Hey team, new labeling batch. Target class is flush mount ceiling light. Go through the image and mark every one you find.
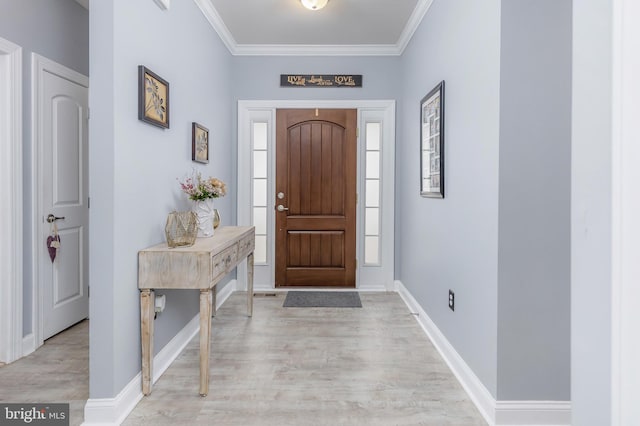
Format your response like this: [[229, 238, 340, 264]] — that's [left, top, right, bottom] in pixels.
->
[[301, 0, 329, 11]]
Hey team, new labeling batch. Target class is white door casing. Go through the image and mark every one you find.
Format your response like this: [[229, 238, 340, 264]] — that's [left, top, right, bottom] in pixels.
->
[[611, 0, 640, 423], [32, 54, 89, 343], [237, 100, 395, 291], [0, 37, 23, 364]]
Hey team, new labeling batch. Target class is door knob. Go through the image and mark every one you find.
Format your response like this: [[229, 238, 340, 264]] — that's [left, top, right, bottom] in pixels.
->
[[46, 214, 65, 223], [276, 205, 289, 212]]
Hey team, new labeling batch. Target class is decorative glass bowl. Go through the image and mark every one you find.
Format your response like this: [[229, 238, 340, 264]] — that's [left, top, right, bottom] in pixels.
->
[[165, 211, 198, 248]]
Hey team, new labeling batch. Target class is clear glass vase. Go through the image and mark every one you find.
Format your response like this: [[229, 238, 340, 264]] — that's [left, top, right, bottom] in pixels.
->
[[213, 208, 221, 229]]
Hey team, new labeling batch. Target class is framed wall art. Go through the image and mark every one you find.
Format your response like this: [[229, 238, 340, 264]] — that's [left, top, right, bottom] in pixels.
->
[[192, 122, 209, 164], [138, 65, 170, 129], [420, 80, 445, 198]]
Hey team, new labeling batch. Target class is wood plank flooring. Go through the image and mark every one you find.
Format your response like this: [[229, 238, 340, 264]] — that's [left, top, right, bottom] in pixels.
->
[[124, 292, 486, 425], [0, 320, 88, 426], [0, 293, 487, 425]]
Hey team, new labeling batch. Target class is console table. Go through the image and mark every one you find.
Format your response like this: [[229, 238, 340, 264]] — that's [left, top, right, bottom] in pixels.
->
[[138, 226, 255, 396]]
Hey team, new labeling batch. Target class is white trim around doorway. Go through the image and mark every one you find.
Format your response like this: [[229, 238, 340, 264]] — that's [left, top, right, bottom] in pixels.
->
[[0, 37, 23, 364], [237, 100, 396, 292], [611, 0, 640, 423]]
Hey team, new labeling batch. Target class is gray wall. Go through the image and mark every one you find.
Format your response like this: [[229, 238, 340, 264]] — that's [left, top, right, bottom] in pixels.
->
[[0, 0, 88, 75], [397, 0, 572, 401], [397, 0, 502, 397], [496, 0, 571, 400], [571, 0, 612, 423], [0, 0, 89, 337], [89, 0, 232, 398], [88, 0, 116, 398]]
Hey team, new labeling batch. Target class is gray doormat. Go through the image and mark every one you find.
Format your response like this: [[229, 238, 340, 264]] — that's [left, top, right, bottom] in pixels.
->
[[283, 291, 362, 308]]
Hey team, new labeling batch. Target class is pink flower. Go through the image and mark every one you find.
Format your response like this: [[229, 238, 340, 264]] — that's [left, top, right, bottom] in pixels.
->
[[178, 172, 227, 201]]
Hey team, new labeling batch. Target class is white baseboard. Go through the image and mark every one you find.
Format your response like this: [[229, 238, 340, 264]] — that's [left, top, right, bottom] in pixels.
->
[[152, 314, 200, 384], [252, 284, 278, 293], [495, 401, 572, 426], [21, 333, 35, 357], [81, 370, 143, 426], [394, 280, 497, 424], [394, 280, 570, 426], [83, 281, 237, 425], [358, 282, 391, 292]]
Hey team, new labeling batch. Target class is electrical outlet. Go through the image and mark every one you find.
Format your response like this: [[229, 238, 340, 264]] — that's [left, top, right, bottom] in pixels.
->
[[448, 290, 455, 311]]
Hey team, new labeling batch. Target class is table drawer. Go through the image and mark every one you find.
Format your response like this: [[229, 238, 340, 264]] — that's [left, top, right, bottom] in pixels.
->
[[211, 243, 238, 279], [238, 233, 255, 257]]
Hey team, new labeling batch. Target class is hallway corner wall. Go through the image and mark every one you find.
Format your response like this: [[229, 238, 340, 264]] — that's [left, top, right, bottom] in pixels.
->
[[496, 0, 572, 401], [397, 0, 502, 397], [89, 0, 233, 398]]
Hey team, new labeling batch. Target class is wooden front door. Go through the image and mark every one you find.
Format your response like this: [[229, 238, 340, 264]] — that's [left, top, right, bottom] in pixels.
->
[[275, 109, 357, 287]]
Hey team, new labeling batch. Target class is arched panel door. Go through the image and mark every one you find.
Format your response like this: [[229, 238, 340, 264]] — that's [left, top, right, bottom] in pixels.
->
[[275, 109, 357, 287]]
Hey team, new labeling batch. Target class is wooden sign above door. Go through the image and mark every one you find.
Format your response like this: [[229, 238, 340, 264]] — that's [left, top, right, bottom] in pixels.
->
[[280, 74, 363, 88]]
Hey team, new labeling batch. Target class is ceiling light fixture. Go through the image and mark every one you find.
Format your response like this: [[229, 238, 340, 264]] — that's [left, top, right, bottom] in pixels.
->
[[301, 0, 329, 11]]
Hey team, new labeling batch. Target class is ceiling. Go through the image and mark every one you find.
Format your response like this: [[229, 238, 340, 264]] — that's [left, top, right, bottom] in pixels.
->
[[75, 0, 434, 56], [196, 0, 434, 56]]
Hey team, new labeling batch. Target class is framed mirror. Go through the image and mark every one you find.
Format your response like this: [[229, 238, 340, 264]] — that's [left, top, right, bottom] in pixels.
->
[[420, 80, 445, 198]]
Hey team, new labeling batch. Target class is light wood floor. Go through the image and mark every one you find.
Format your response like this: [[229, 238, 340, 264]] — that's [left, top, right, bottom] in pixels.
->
[[124, 292, 486, 425], [0, 320, 88, 426], [0, 293, 487, 425]]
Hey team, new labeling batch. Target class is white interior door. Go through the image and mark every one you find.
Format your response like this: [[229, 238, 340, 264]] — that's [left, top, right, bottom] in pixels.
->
[[35, 55, 89, 340]]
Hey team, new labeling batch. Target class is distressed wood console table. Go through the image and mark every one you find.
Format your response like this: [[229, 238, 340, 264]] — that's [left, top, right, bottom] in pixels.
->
[[138, 226, 255, 396]]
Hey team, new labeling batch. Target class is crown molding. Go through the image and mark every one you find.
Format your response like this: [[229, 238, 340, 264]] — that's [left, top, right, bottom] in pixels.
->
[[193, 0, 238, 54], [194, 0, 433, 56], [233, 44, 402, 56], [397, 0, 435, 52]]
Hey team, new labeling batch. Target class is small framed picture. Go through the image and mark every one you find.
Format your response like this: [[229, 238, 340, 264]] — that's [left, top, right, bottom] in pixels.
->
[[138, 65, 169, 129], [420, 80, 445, 198], [192, 122, 209, 164]]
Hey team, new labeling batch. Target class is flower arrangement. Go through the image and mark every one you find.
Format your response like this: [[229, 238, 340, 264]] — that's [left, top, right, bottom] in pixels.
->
[[178, 172, 227, 201]]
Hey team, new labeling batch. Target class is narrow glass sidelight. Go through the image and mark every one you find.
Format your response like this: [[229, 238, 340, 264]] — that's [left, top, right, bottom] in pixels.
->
[[252, 122, 269, 264], [364, 122, 382, 265]]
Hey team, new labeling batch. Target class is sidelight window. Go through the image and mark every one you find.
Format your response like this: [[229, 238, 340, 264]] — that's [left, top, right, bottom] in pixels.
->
[[364, 122, 381, 265], [252, 122, 268, 264]]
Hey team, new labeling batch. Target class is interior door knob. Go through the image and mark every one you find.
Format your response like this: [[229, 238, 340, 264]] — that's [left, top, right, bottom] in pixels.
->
[[46, 214, 65, 223], [276, 205, 289, 212]]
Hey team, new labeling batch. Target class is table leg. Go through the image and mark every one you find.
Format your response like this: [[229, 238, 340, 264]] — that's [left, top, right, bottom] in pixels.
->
[[211, 288, 217, 317], [247, 252, 254, 317], [199, 289, 212, 397], [140, 289, 154, 396]]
